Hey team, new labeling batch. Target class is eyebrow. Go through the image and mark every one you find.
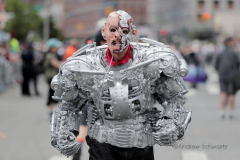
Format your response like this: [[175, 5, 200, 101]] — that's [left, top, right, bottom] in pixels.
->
[[109, 25, 118, 29]]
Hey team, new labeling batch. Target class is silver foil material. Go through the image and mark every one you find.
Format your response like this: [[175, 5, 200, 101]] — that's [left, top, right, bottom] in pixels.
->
[[50, 38, 191, 156]]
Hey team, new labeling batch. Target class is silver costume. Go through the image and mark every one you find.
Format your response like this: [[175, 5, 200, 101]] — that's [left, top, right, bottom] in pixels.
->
[[50, 11, 191, 157]]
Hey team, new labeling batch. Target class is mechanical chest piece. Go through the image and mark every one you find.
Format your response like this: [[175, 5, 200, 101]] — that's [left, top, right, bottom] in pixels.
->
[[107, 72, 132, 120]]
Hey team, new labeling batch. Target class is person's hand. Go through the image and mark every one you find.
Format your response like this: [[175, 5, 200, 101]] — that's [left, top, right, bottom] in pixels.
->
[[152, 119, 179, 146], [56, 130, 81, 157]]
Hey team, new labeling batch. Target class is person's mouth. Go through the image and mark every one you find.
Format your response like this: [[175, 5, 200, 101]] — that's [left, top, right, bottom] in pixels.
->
[[111, 40, 121, 46]]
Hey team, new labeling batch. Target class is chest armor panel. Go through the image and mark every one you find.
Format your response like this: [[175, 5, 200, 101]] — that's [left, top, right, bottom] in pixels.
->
[[72, 47, 165, 121], [96, 69, 152, 120]]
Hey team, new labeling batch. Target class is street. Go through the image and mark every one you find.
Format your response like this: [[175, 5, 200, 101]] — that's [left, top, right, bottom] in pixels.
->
[[0, 67, 240, 160]]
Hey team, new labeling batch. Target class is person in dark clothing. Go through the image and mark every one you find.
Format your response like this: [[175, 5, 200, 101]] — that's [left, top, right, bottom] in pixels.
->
[[181, 47, 202, 89], [31, 65, 40, 96], [186, 52, 200, 89], [86, 136, 154, 160], [95, 29, 106, 46], [21, 43, 34, 96], [215, 37, 240, 119]]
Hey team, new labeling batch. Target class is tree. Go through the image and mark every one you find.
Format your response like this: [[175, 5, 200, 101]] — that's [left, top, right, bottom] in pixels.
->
[[4, 0, 42, 41]]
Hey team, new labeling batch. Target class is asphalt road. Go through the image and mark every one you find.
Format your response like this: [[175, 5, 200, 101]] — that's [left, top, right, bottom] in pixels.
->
[[0, 67, 240, 160]]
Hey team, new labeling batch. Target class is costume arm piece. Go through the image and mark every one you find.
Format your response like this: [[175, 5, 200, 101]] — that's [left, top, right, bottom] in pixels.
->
[[50, 68, 89, 157], [152, 72, 192, 146]]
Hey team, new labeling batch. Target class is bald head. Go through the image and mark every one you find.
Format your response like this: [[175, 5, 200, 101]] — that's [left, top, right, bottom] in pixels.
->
[[105, 11, 120, 29], [106, 12, 119, 24], [102, 10, 137, 58], [106, 11, 134, 26]]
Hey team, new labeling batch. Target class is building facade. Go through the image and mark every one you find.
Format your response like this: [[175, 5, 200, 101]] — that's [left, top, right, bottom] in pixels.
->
[[23, 0, 148, 40], [148, 0, 240, 40], [63, 0, 147, 39]]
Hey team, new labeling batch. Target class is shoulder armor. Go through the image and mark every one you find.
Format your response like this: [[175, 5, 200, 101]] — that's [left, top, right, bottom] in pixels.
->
[[129, 39, 188, 78], [61, 43, 107, 73], [58, 44, 108, 92], [51, 56, 95, 103]]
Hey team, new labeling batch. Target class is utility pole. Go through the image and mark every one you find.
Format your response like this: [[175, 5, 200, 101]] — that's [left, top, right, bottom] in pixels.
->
[[43, 0, 50, 42]]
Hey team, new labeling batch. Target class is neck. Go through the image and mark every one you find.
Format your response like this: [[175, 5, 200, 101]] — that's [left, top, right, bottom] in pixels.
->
[[113, 52, 126, 62], [111, 46, 129, 62]]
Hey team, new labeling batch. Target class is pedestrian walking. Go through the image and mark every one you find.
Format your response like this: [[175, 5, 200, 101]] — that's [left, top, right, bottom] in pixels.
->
[[215, 37, 240, 119]]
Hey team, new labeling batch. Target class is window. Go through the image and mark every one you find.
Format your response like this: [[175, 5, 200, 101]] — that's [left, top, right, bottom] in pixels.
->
[[227, 1, 234, 9], [198, 0, 205, 9], [213, 1, 219, 9]]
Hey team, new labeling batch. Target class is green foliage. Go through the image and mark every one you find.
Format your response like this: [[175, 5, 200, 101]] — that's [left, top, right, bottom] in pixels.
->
[[4, 0, 65, 41], [4, 0, 43, 41]]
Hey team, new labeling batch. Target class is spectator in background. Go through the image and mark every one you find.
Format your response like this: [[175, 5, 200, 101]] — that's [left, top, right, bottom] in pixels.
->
[[0, 45, 9, 92], [30, 42, 42, 96], [21, 42, 34, 96], [95, 29, 106, 46], [181, 46, 200, 89], [63, 39, 79, 61], [215, 37, 240, 119], [9, 31, 21, 84], [85, 37, 93, 45], [43, 38, 62, 116], [57, 45, 66, 61]]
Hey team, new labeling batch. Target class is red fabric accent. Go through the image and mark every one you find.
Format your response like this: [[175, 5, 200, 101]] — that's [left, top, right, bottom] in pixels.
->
[[105, 45, 132, 67]]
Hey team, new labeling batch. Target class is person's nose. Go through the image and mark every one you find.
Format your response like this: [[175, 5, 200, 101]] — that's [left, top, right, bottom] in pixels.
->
[[114, 30, 121, 39]]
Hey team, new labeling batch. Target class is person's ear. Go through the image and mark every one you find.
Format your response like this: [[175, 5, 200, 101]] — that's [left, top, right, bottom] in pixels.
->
[[132, 29, 138, 40], [102, 26, 106, 40]]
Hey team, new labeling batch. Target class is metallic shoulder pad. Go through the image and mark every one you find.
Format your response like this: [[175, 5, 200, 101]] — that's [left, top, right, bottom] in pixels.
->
[[131, 40, 188, 78], [51, 55, 96, 103]]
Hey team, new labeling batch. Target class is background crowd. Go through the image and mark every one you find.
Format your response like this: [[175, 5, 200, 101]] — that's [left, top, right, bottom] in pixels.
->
[[1, 33, 240, 113]]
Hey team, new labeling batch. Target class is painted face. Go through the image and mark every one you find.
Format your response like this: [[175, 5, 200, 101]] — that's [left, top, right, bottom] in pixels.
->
[[103, 11, 136, 54]]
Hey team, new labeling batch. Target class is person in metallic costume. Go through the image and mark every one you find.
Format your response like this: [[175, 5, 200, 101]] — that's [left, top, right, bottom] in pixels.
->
[[50, 10, 192, 160]]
